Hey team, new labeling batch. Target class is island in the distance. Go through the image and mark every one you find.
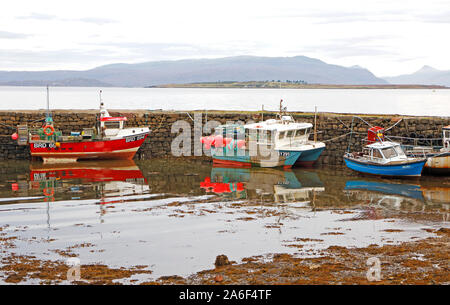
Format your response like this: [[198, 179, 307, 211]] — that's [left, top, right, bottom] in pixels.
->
[[147, 81, 448, 89]]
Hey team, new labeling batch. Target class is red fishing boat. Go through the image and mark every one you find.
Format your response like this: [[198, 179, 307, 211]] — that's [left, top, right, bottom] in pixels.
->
[[12, 92, 150, 163]]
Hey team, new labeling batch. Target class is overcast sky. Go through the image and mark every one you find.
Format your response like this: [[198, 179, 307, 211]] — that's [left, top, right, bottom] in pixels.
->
[[1, 0, 450, 76]]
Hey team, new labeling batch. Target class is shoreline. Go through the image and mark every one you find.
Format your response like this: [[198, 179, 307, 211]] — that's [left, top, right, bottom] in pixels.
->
[[150, 83, 449, 89]]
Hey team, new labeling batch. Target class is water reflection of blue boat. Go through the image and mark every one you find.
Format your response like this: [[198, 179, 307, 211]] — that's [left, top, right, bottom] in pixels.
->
[[345, 180, 424, 201], [201, 167, 324, 202]]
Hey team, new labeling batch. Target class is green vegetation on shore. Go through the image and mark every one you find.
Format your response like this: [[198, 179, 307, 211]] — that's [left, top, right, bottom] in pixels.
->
[[149, 81, 448, 89]]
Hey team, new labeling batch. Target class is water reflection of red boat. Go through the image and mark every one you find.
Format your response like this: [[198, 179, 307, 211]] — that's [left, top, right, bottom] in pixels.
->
[[28, 160, 149, 203], [30, 160, 147, 183], [200, 177, 244, 194]]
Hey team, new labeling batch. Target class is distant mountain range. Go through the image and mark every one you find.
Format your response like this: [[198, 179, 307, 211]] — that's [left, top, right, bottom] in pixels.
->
[[0, 56, 448, 87], [383, 65, 450, 87], [0, 55, 388, 87]]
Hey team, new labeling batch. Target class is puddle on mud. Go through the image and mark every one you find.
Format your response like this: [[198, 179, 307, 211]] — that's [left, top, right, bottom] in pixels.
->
[[0, 159, 448, 283]]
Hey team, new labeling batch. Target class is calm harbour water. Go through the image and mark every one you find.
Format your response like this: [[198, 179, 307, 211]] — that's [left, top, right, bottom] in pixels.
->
[[0, 86, 449, 116], [0, 159, 448, 282]]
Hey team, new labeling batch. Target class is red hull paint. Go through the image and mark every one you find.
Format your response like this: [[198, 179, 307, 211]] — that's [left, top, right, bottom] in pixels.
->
[[200, 177, 245, 193], [30, 133, 148, 161], [30, 160, 146, 183], [213, 159, 252, 168]]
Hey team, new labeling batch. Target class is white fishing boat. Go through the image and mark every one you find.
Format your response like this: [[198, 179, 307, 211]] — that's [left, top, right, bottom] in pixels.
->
[[201, 100, 326, 168]]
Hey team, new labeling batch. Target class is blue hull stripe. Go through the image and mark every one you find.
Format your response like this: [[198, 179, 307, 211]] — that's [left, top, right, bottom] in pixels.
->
[[344, 158, 426, 176]]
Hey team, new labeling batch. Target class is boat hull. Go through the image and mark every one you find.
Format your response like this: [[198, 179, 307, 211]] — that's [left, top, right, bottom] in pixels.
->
[[295, 145, 325, 167], [30, 132, 149, 162], [424, 152, 450, 174], [343, 156, 426, 177], [211, 148, 301, 169]]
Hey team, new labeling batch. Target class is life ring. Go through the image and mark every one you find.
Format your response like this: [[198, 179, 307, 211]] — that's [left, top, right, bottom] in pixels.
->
[[43, 187, 54, 197], [43, 125, 55, 136]]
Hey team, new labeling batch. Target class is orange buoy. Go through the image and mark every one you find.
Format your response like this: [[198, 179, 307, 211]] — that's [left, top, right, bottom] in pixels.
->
[[11, 133, 18, 140], [43, 125, 55, 136]]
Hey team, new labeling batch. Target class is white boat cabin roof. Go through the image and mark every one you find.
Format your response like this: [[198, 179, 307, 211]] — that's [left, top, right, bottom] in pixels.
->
[[244, 119, 312, 132], [366, 141, 400, 149]]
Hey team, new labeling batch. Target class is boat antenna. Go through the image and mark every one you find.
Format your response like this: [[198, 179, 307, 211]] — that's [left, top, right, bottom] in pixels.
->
[[99, 90, 103, 105]]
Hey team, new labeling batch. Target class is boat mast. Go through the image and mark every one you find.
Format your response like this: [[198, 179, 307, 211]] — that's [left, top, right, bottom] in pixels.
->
[[46, 85, 49, 119], [314, 106, 317, 143], [45, 85, 53, 125]]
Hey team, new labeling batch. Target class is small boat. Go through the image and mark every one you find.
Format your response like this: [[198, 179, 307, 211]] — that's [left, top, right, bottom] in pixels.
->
[[344, 140, 427, 177], [200, 100, 325, 168], [12, 91, 150, 163], [405, 125, 450, 174]]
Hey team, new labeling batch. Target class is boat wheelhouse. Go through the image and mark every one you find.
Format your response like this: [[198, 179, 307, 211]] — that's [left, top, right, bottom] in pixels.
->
[[244, 116, 325, 167]]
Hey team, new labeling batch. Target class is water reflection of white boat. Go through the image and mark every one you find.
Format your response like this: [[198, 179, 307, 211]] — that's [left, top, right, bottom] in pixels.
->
[[200, 166, 324, 203]]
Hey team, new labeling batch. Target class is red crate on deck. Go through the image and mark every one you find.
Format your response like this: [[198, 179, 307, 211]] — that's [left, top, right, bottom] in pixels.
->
[[367, 126, 384, 144]]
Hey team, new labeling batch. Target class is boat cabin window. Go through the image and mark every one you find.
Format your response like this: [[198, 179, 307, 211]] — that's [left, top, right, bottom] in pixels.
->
[[372, 149, 383, 159], [104, 121, 121, 129], [286, 130, 294, 138], [381, 147, 397, 159], [393, 145, 406, 157], [259, 130, 273, 143], [278, 131, 285, 139], [295, 129, 307, 139]]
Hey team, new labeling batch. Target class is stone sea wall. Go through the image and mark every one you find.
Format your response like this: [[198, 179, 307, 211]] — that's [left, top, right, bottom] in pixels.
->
[[0, 110, 449, 164]]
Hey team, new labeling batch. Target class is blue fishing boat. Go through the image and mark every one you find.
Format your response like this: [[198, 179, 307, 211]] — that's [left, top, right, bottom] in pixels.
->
[[344, 141, 427, 177]]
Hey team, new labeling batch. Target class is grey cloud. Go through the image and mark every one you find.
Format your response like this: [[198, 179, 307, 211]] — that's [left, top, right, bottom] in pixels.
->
[[16, 13, 118, 25], [0, 31, 31, 39], [17, 13, 58, 20], [294, 35, 399, 59], [82, 41, 262, 60], [415, 12, 450, 23], [259, 8, 450, 24], [76, 17, 117, 25], [0, 48, 128, 70]]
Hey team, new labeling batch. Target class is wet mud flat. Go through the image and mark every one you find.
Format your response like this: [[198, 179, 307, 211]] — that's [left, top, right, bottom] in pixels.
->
[[0, 159, 448, 284], [160, 228, 450, 285]]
